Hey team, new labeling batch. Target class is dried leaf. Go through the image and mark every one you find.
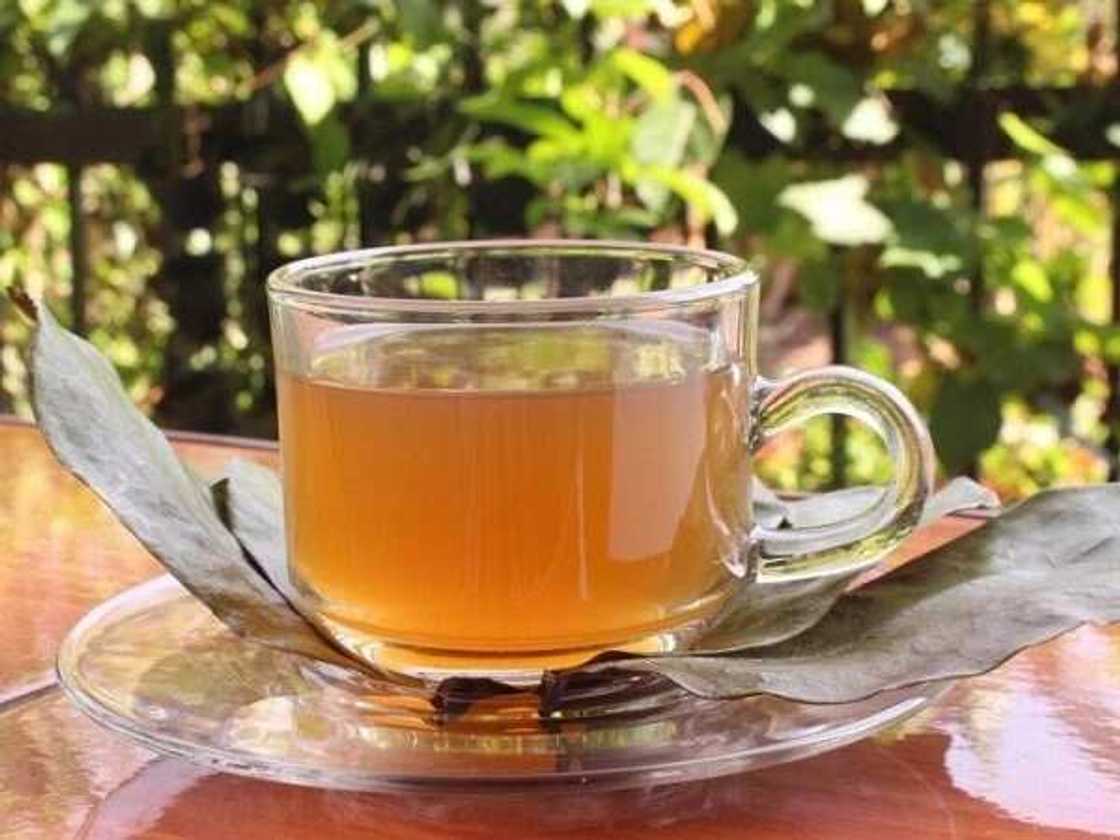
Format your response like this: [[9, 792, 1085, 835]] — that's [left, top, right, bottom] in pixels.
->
[[22, 297, 358, 672], [690, 573, 855, 652], [695, 478, 999, 652], [213, 458, 294, 602], [764, 477, 997, 530], [561, 486, 1120, 704], [916, 477, 1000, 524], [751, 478, 788, 529], [433, 677, 525, 720]]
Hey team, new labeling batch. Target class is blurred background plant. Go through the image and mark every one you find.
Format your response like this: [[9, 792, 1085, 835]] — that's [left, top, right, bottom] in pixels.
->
[[1, 0, 1118, 499]]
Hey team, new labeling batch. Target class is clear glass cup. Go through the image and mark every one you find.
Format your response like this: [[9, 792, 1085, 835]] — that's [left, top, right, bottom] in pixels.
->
[[268, 240, 934, 681]]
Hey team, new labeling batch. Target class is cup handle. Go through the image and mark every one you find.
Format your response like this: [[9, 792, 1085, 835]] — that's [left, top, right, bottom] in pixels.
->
[[751, 366, 936, 583]]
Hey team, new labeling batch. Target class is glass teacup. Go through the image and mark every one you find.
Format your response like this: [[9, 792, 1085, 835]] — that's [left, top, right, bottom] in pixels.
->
[[268, 241, 933, 680]]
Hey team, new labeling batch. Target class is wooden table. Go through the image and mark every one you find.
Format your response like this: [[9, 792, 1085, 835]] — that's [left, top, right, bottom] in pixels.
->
[[1, 419, 1117, 839]]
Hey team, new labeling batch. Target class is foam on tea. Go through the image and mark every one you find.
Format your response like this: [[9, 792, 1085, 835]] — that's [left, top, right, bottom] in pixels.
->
[[278, 323, 751, 674]]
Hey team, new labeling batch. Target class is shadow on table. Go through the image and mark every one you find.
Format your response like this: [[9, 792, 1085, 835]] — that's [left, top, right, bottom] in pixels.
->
[[75, 731, 993, 840]]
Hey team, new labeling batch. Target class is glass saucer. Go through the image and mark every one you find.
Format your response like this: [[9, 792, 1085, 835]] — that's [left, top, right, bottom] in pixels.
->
[[57, 576, 946, 792]]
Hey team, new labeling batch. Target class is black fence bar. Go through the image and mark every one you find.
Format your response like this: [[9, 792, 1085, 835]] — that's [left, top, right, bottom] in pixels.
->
[[0, 106, 173, 165], [4, 87, 1120, 167], [66, 163, 86, 336], [960, 0, 992, 478], [966, 0, 991, 315], [1107, 0, 1120, 480], [829, 262, 848, 488], [1108, 177, 1120, 480]]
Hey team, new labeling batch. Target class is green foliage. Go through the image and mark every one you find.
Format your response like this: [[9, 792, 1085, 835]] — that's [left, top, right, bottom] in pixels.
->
[[457, 30, 735, 237], [0, 0, 1116, 496], [931, 378, 1004, 474]]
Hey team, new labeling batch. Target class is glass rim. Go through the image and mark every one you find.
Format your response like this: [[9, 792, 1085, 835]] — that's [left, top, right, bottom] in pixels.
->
[[266, 239, 757, 315]]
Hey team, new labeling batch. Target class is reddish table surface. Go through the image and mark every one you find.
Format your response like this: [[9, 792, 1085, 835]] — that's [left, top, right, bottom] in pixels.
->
[[0, 418, 1117, 839]]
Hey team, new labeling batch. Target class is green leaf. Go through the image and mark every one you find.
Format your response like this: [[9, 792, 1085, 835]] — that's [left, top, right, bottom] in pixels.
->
[[319, 36, 357, 103], [133, 0, 172, 17], [460, 94, 580, 141], [555, 484, 1120, 704], [527, 139, 603, 189], [559, 203, 660, 238], [309, 114, 351, 175], [1010, 259, 1053, 303], [1051, 191, 1105, 237], [758, 107, 797, 143], [419, 270, 459, 300], [44, 0, 91, 57], [639, 166, 738, 235], [798, 259, 841, 311], [465, 138, 540, 182], [930, 378, 1002, 472], [877, 198, 971, 278], [1106, 123, 1120, 149], [581, 109, 632, 165], [710, 152, 792, 235], [841, 97, 899, 145], [768, 212, 828, 261], [687, 94, 733, 167], [283, 34, 357, 129], [632, 97, 697, 210], [398, 0, 443, 47], [589, 0, 657, 18], [561, 0, 589, 18], [999, 113, 1065, 157], [611, 48, 674, 100], [779, 175, 893, 246], [773, 51, 862, 125], [879, 199, 970, 255], [285, 51, 335, 125], [558, 84, 600, 124], [632, 97, 697, 167]]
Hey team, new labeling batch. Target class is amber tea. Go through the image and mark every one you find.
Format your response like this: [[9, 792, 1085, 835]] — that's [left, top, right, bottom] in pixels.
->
[[278, 324, 751, 672]]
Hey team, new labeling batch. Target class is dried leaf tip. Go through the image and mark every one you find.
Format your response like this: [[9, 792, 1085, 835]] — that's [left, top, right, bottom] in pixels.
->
[[6, 281, 39, 323]]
